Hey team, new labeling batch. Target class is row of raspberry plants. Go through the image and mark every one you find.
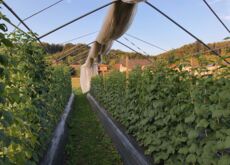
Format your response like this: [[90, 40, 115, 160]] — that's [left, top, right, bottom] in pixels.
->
[[91, 64, 230, 165], [0, 13, 72, 164]]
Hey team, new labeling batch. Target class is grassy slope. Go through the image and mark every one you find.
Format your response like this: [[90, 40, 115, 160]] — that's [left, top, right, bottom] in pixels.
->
[[64, 92, 122, 165]]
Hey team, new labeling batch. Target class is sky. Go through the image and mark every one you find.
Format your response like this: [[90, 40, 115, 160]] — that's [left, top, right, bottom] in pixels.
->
[[1, 0, 230, 56]]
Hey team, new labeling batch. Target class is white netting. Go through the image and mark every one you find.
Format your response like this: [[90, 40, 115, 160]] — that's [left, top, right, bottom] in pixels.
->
[[80, 0, 143, 93]]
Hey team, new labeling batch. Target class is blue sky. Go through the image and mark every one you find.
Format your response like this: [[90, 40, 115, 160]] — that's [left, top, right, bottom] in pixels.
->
[[2, 0, 230, 55]]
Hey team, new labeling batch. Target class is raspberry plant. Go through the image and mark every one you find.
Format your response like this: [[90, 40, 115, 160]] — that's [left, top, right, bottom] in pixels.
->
[[91, 64, 230, 165], [0, 11, 72, 164]]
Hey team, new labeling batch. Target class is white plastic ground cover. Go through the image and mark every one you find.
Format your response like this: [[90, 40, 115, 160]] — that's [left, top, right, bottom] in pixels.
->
[[80, 0, 145, 93]]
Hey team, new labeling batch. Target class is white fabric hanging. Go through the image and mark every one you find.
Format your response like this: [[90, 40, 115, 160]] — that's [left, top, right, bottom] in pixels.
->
[[80, 0, 144, 93]]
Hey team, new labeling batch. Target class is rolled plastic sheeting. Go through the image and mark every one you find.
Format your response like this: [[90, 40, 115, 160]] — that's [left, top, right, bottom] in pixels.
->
[[80, 0, 144, 93], [80, 63, 98, 94]]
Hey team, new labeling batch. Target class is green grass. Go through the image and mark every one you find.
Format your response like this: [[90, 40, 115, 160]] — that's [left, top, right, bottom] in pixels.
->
[[64, 91, 123, 165]]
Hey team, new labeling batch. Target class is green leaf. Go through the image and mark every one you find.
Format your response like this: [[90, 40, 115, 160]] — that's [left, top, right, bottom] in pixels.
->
[[1, 38, 13, 47], [2, 110, 14, 125], [0, 23, 7, 32], [189, 144, 197, 154], [0, 13, 11, 23], [218, 155, 230, 165], [212, 110, 224, 118], [0, 129, 4, 139], [0, 82, 5, 93], [224, 137, 230, 148], [178, 147, 188, 155], [0, 54, 8, 65], [216, 141, 225, 150], [185, 114, 195, 123], [186, 154, 196, 163], [0, 67, 4, 76], [188, 130, 198, 139], [197, 119, 209, 128]]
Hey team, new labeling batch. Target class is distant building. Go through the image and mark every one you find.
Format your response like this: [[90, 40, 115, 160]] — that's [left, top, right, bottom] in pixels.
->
[[114, 63, 127, 72], [98, 64, 108, 75], [114, 59, 152, 72]]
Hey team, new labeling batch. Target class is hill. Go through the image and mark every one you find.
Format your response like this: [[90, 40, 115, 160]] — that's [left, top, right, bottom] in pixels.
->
[[46, 40, 230, 66], [47, 43, 149, 65], [155, 40, 230, 66]]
